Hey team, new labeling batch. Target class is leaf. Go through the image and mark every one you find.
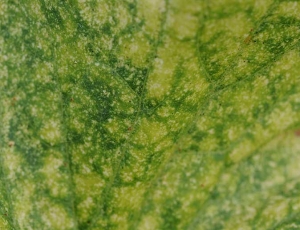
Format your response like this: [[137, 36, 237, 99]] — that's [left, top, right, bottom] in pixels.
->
[[0, 0, 300, 229]]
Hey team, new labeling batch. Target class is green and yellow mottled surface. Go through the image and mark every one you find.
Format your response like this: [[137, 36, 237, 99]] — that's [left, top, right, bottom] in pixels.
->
[[0, 0, 300, 229]]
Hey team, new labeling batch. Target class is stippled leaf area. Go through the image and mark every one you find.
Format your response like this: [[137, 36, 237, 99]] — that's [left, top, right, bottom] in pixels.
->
[[0, 0, 300, 229]]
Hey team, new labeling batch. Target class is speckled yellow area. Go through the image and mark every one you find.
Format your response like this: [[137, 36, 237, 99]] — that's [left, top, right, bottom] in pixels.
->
[[0, 0, 300, 229]]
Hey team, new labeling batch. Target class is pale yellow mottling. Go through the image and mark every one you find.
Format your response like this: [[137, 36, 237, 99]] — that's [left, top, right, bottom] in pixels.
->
[[0, 217, 10, 230], [268, 104, 296, 131], [75, 173, 105, 196], [199, 136, 219, 151], [110, 214, 128, 230], [229, 140, 253, 163], [120, 93, 135, 104], [261, 173, 285, 189], [14, 181, 36, 230], [3, 150, 22, 180], [97, 185, 149, 228], [69, 117, 85, 133], [168, 10, 198, 40], [40, 120, 61, 145], [271, 49, 300, 79], [201, 13, 251, 43], [138, 214, 159, 230], [224, 221, 252, 230], [0, 1, 7, 17], [167, 111, 191, 131], [253, 0, 274, 19], [252, 123, 271, 140], [114, 3, 132, 31], [135, 118, 167, 145], [78, 0, 110, 28], [292, 197, 300, 212], [171, 0, 202, 15], [40, 201, 75, 229], [276, 1, 300, 20], [119, 32, 151, 66], [260, 199, 289, 225], [77, 196, 94, 220], [9, 21, 24, 37], [101, 164, 113, 178], [147, 36, 196, 100], [75, 173, 105, 221], [137, 0, 165, 36], [147, 61, 173, 100], [128, 147, 144, 163], [111, 185, 146, 221], [157, 106, 175, 118], [227, 126, 243, 141], [281, 133, 300, 179], [28, 0, 46, 21], [35, 28, 52, 56], [196, 116, 209, 131], [154, 138, 172, 152], [39, 151, 67, 197]]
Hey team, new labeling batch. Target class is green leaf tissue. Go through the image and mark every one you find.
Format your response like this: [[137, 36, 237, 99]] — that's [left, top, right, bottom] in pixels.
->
[[1, 0, 300, 229]]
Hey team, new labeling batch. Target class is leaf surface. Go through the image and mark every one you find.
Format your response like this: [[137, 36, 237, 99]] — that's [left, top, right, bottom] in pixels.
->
[[0, 0, 300, 229]]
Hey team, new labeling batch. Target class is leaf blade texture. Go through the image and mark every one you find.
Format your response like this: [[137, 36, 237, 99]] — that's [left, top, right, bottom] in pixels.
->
[[0, 0, 300, 229]]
